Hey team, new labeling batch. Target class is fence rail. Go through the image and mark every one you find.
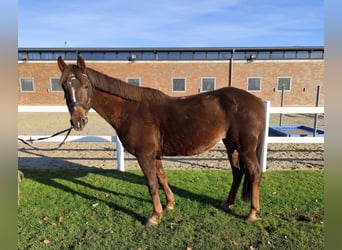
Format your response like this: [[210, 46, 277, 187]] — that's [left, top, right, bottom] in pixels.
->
[[18, 103, 324, 172], [18, 106, 95, 113]]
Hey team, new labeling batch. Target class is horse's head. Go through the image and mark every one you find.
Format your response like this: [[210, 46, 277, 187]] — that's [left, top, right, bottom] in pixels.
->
[[57, 55, 92, 131]]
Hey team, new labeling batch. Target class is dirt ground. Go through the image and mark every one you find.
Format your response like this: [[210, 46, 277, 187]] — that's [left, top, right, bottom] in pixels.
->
[[18, 112, 324, 171]]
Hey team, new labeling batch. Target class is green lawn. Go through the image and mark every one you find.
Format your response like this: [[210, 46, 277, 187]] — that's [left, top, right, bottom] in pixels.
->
[[18, 169, 323, 250]]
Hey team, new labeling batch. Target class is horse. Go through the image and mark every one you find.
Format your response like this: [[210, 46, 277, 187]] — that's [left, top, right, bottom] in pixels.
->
[[57, 55, 265, 226]]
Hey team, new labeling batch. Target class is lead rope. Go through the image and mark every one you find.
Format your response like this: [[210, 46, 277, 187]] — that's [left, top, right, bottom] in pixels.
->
[[18, 126, 73, 150]]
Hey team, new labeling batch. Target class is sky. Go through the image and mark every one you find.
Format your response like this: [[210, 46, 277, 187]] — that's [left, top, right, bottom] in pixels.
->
[[18, 0, 324, 48]]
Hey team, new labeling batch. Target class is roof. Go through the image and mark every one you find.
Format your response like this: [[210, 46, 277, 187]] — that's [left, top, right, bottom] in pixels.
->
[[18, 46, 324, 61], [18, 46, 324, 52]]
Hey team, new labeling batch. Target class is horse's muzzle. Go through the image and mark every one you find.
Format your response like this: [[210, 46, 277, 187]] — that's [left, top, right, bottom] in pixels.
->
[[70, 116, 88, 131]]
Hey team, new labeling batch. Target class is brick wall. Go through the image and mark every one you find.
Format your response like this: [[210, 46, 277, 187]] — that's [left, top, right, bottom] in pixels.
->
[[232, 60, 324, 106], [18, 59, 324, 106]]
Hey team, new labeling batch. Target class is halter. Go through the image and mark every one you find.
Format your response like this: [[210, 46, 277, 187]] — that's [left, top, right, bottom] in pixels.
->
[[66, 72, 92, 111]]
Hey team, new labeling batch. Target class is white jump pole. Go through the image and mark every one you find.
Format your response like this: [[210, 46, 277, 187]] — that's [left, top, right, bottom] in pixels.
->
[[260, 101, 270, 172], [113, 135, 125, 172]]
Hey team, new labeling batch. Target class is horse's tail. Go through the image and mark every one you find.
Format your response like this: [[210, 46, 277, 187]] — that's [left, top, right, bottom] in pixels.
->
[[242, 120, 264, 203], [242, 172, 252, 202]]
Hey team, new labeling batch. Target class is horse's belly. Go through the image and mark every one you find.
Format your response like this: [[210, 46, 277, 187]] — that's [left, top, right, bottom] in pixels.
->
[[162, 131, 225, 156], [182, 141, 219, 156]]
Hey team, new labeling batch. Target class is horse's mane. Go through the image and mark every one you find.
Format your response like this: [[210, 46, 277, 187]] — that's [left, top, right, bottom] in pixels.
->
[[86, 67, 167, 102]]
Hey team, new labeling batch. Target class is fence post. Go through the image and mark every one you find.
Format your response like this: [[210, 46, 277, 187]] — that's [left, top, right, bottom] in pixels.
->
[[113, 135, 125, 172], [260, 101, 270, 172], [313, 85, 320, 136], [279, 86, 285, 126]]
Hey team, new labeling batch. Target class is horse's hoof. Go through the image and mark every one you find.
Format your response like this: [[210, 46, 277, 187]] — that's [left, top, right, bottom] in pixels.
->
[[164, 205, 174, 212], [246, 215, 261, 222], [221, 203, 233, 213], [145, 218, 158, 227], [222, 206, 232, 213]]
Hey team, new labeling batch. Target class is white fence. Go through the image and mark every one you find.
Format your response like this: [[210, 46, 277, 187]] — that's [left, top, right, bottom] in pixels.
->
[[18, 102, 324, 172], [260, 101, 324, 172]]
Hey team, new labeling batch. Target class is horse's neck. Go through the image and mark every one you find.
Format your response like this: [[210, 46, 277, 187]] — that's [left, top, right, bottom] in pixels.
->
[[90, 86, 129, 130]]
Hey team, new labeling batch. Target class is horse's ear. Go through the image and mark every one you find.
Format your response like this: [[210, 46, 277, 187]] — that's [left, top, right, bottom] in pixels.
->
[[57, 56, 67, 72], [77, 55, 86, 73]]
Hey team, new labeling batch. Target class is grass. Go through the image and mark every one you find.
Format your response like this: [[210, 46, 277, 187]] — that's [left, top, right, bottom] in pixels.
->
[[18, 169, 323, 250]]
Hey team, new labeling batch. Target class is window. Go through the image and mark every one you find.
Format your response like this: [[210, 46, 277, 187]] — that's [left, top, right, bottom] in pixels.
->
[[27, 52, 40, 60], [103, 52, 115, 60], [157, 52, 168, 60], [18, 52, 28, 61], [126, 78, 141, 87], [129, 52, 142, 60], [193, 51, 206, 60], [271, 51, 284, 59], [19, 77, 35, 92], [172, 78, 186, 92], [276, 77, 292, 92], [53, 52, 66, 60], [65, 51, 77, 60], [79, 51, 107, 60], [234, 51, 245, 60], [311, 50, 323, 59], [206, 51, 219, 60], [92, 52, 105, 60], [201, 78, 215, 92], [181, 52, 193, 60], [117, 52, 130, 60], [40, 52, 54, 60], [297, 51, 309, 59], [80, 52, 91, 60], [142, 52, 155, 60], [247, 77, 262, 92], [258, 51, 270, 59], [168, 52, 181, 60], [50, 77, 62, 92], [220, 51, 231, 60], [245, 52, 257, 60], [284, 51, 296, 59]]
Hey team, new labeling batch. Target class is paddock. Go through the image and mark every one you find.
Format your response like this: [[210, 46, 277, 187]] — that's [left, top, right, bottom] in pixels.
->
[[17, 104, 324, 249]]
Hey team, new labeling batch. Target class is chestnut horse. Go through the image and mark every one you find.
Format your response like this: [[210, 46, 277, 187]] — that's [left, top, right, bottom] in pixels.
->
[[57, 55, 265, 226]]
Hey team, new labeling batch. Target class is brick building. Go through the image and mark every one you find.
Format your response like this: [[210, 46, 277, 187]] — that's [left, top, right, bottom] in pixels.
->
[[18, 47, 324, 106]]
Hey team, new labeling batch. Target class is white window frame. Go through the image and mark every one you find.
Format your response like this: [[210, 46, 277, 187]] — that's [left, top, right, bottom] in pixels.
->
[[276, 77, 292, 92], [126, 77, 141, 87], [19, 77, 35, 92], [50, 77, 63, 92], [201, 77, 216, 92], [247, 77, 262, 92], [172, 77, 186, 92]]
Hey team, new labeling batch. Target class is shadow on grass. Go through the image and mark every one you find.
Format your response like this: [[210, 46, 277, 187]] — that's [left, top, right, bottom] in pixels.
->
[[19, 149, 244, 224]]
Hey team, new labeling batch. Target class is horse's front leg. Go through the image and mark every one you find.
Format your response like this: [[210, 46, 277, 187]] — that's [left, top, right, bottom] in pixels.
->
[[137, 155, 163, 226], [156, 157, 175, 211]]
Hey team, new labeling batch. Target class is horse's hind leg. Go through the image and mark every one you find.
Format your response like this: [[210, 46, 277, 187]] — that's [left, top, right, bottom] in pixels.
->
[[137, 155, 163, 226], [223, 147, 245, 210], [239, 150, 262, 221], [156, 157, 175, 211]]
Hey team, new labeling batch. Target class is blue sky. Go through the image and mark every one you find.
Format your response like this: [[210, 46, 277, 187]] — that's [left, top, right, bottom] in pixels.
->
[[18, 0, 324, 48]]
